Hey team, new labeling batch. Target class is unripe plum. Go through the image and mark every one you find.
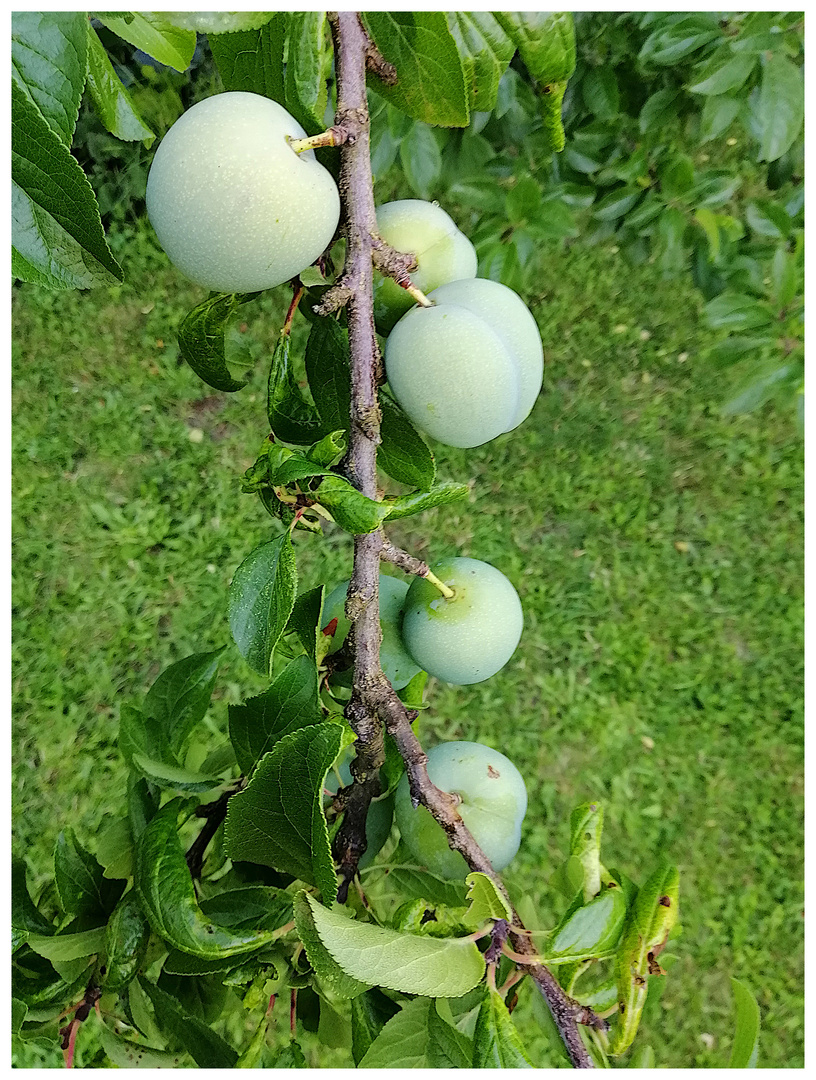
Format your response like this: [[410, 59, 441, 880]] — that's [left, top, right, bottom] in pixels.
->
[[394, 741, 528, 879], [146, 92, 340, 294], [401, 557, 523, 685], [322, 575, 422, 690], [384, 278, 543, 448], [324, 750, 393, 870], [373, 200, 477, 334]]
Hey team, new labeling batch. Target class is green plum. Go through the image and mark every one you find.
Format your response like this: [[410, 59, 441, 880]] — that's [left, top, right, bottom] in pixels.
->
[[321, 575, 422, 690], [401, 557, 523, 685], [373, 200, 477, 333], [324, 749, 394, 870], [394, 741, 528, 879], [146, 92, 340, 294], [384, 278, 543, 448]]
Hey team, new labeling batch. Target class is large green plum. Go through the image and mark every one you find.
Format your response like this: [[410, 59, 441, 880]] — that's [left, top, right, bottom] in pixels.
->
[[321, 575, 422, 690], [394, 741, 528, 879], [324, 750, 394, 870], [401, 557, 523, 685], [373, 200, 477, 333], [384, 278, 543, 448], [146, 92, 340, 294]]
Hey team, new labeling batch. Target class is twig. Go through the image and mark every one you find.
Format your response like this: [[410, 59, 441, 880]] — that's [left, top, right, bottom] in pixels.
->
[[371, 237, 433, 307], [185, 786, 239, 879]]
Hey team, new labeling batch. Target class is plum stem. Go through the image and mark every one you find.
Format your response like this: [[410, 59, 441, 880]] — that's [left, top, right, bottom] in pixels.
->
[[287, 126, 350, 154], [371, 237, 434, 307], [379, 539, 454, 597], [425, 570, 455, 599]]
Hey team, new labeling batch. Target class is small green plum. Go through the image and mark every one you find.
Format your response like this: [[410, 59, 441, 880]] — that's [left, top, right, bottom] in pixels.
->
[[373, 200, 477, 333], [321, 575, 422, 690], [324, 750, 393, 870], [146, 92, 340, 294], [383, 278, 543, 448], [401, 557, 523, 685], [394, 741, 528, 879]]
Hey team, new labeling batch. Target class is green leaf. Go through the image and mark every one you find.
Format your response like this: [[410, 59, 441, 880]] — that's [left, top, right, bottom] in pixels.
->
[[284, 12, 329, 136], [694, 207, 721, 259], [286, 586, 327, 663], [138, 977, 238, 1068], [593, 186, 643, 222], [104, 890, 150, 991], [638, 15, 721, 67], [55, 828, 124, 918], [11, 81, 123, 291], [494, 12, 576, 83], [293, 890, 371, 998], [506, 176, 543, 226], [383, 481, 469, 520], [656, 207, 688, 276], [225, 722, 353, 903], [315, 475, 393, 534], [228, 654, 323, 774], [300, 892, 485, 996], [201, 886, 294, 932], [638, 88, 680, 134], [86, 27, 154, 144], [135, 800, 281, 958], [229, 535, 298, 677], [11, 999, 28, 1036], [11, 12, 88, 145], [546, 885, 627, 961], [363, 12, 469, 127], [757, 52, 803, 162], [569, 802, 603, 902], [268, 331, 330, 445], [400, 124, 442, 200], [358, 997, 472, 1068], [473, 988, 534, 1067], [706, 336, 776, 368], [144, 647, 225, 752], [700, 93, 740, 142], [164, 12, 275, 34], [427, 1000, 474, 1067], [582, 66, 619, 121], [378, 393, 436, 492], [463, 872, 513, 926], [97, 1022, 187, 1069], [705, 294, 774, 332], [304, 319, 351, 432], [745, 199, 791, 239], [178, 293, 256, 393], [689, 49, 757, 95], [209, 16, 286, 102], [96, 13, 196, 73], [27, 928, 105, 964], [351, 990, 401, 1065], [12, 857, 55, 937], [130, 754, 223, 794], [446, 12, 514, 112], [771, 246, 800, 309], [728, 978, 761, 1067], [385, 866, 468, 908]]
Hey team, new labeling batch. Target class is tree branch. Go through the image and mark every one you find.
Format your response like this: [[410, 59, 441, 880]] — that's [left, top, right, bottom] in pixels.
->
[[328, 10, 596, 1066]]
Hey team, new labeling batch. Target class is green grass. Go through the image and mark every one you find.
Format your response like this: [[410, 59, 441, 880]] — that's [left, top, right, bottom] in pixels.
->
[[12, 219, 802, 1068]]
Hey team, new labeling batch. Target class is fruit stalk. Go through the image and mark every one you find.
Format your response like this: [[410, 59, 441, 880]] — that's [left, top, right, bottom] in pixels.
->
[[328, 12, 596, 1064]]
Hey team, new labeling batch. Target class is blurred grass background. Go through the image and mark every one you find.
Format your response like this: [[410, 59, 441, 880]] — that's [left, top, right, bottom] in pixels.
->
[[12, 213, 802, 1066]]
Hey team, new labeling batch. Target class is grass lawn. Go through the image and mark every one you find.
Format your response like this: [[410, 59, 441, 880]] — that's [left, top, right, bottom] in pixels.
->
[[12, 219, 803, 1067]]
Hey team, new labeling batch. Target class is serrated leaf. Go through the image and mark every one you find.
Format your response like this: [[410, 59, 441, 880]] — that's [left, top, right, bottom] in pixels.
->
[[228, 655, 323, 774], [11, 81, 123, 290], [463, 873, 513, 926], [97, 1022, 187, 1069], [315, 475, 393, 534], [225, 722, 353, 903], [473, 988, 534, 1067], [285, 12, 329, 135], [378, 394, 436, 491], [357, 997, 471, 1068], [143, 648, 225, 753], [86, 27, 154, 144], [268, 331, 329, 445], [301, 893, 485, 996], [382, 481, 469, 520], [363, 12, 469, 127], [229, 535, 298, 677], [165, 12, 275, 34], [104, 890, 150, 991], [55, 829, 124, 918], [494, 12, 576, 84], [130, 753, 223, 794], [138, 977, 238, 1068], [304, 318, 351, 432], [97, 13, 196, 73], [293, 891, 371, 998], [729, 978, 761, 1067], [12, 857, 55, 937], [351, 989, 401, 1065], [447, 12, 514, 112], [11, 12, 88, 145], [27, 928, 105, 965], [135, 800, 280, 958], [178, 293, 256, 393], [386, 867, 469, 908], [209, 16, 286, 101]]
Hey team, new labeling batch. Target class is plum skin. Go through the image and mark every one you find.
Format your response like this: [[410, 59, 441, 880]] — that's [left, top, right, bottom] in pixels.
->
[[146, 92, 340, 294], [373, 200, 477, 334], [321, 575, 422, 691], [383, 278, 543, 448], [394, 741, 528, 879], [401, 557, 523, 686]]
